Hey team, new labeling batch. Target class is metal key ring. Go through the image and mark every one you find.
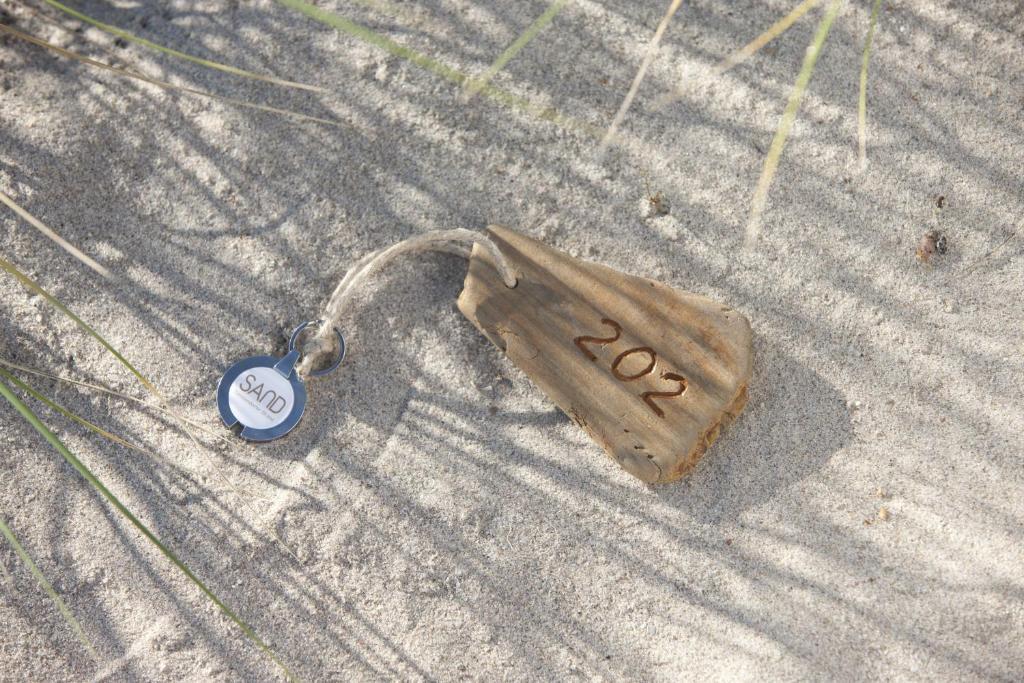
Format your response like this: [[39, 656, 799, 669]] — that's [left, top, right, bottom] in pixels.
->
[[289, 320, 346, 378]]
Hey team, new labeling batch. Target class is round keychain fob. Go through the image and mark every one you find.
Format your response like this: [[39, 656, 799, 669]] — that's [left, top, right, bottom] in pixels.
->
[[217, 321, 345, 441]]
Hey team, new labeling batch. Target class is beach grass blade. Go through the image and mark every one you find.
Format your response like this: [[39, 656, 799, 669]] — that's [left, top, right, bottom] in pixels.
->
[[0, 374, 296, 681], [462, 0, 569, 100], [1, 361, 299, 556], [0, 513, 97, 660], [745, 0, 843, 247], [0, 24, 343, 128], [858, 0, 882, 170], [0, 287, 301, 560], [0, 358, 232, 445], [39, 0, 325, 93], [1, 368, 164, 460], [0, 256, 158, 396], [272, 0, 596, 136], [654, 0, 823, 110], [598, 0, 683, 154], [275, 0, 466, 84], [712, 0, 824, 77], [0, 189, 111, 279]]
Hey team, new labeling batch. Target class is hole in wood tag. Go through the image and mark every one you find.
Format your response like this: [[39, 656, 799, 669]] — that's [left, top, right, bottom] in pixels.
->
[[457, 225, 753, 484]]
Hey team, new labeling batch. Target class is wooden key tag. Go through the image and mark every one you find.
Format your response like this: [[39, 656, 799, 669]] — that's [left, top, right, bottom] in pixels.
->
[[458, 226, 753, 483]]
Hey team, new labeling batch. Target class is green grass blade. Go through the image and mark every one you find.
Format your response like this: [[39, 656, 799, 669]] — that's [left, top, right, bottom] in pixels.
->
[[0, 376, 296, 681], [0, 24, 343, 128], [462, 0, 569, 100], [0, 514, 97, 660], [858, 0, 882, 170], [745, 0, 843, 247], [0, 189, 112, 279], [276, 0, 466, 84], [39, 0, 325, 93], [0, 358, 233, 445], [654, 0, 823, 111], [1, 363, 299, 559], [1, 368, 162, 460], [713, 0, 823, 77], [0, 256, 158, 396], [598, 0, 684, 154], [273, 0, 597, 137]]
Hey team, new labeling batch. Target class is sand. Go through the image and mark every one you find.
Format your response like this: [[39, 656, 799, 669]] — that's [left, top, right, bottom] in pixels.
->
[[1, 0, 1022, 680]]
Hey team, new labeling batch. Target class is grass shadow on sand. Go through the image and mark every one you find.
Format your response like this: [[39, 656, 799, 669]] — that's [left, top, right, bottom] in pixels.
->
[[1, 0, 1022, 678]]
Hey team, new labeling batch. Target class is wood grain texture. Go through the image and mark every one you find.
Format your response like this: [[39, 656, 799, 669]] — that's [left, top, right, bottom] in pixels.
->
[[458, 226, 753, 484]]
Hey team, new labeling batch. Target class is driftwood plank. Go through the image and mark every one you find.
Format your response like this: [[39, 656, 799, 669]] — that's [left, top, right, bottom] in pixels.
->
[[458, 226, 753, 484]]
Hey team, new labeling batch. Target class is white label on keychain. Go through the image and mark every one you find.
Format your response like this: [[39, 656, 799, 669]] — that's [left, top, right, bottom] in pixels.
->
[[227, 366, 295, 430], [217, 321, 345, 441]]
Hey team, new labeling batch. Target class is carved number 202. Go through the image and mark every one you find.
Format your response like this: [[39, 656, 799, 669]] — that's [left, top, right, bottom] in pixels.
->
[[573, 318, 687, 418]]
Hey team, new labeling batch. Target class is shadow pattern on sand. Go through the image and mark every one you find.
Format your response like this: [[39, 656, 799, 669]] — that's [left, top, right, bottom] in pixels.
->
[[1, 0, 1022, 679]]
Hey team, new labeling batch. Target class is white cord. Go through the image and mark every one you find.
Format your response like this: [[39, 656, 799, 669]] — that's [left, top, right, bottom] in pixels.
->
[[297, 229, 517, 376]]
